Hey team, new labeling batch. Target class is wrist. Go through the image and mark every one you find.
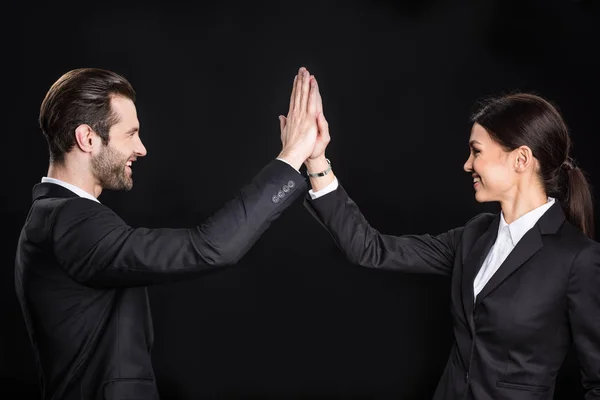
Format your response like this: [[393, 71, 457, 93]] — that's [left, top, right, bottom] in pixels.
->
[[277, 150, 304, 171], [304, 155, 328, 173]]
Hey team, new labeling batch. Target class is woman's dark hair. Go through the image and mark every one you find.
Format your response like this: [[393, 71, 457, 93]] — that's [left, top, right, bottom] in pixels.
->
[[39, 68, 136, 163], [471, 92, 594, 239]]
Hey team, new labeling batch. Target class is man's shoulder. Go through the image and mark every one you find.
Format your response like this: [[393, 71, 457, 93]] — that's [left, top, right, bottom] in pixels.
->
[[26, 196, 117, 233], [51, 197, 121, 226], [33, 195, 107, 216]]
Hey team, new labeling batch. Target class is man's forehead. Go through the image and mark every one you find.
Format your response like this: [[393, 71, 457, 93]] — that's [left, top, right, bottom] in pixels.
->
[[110, 96, 138, 124], [110, 95, 136, 112]]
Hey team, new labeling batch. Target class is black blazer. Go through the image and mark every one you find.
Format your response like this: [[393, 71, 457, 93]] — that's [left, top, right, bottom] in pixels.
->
[[14, 159, 306, 400], [304, 184, 600, 400]]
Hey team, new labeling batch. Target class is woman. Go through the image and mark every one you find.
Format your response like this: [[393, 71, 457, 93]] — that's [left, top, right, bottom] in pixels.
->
[[298, 90, 600, 399]]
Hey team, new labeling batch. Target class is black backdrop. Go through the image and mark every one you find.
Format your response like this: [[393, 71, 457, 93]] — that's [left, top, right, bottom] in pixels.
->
[[4, 0, 600, 398]]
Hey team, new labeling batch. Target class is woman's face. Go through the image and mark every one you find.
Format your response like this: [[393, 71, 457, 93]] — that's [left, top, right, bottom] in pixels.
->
[[464, 123, 519, 203]]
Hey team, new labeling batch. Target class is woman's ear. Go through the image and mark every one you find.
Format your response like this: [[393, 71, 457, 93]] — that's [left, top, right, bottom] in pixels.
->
[[515, 145, 534, 172]]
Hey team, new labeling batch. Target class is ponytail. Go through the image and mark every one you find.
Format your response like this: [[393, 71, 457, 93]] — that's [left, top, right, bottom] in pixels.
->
[[560, 163, 595, 239]]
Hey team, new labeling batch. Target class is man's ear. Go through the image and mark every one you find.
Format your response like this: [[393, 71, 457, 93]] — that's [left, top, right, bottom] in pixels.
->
[[74, 124, 96, 154]]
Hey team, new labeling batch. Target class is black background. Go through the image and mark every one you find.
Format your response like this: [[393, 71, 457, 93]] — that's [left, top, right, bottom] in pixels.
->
[[4, 0, 599, 398]]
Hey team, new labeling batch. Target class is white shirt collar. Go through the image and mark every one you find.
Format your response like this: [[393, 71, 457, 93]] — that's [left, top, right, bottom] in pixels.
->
[[41, 177, 100, 203], [499, 197, 556, 245]]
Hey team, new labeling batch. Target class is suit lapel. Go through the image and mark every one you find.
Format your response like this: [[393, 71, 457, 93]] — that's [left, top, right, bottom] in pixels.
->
[[468, 202, 566, 307], [461, 214, 499, 323], [475, 226, 543, 304]]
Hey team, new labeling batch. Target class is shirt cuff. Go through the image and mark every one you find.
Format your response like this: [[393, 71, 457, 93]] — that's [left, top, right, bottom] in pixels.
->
[[276, 158, 300, 174], [309, 177, 339, 199]]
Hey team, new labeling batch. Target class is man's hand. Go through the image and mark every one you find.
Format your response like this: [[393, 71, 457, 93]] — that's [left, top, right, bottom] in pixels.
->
[[277, 67, 320, 171]]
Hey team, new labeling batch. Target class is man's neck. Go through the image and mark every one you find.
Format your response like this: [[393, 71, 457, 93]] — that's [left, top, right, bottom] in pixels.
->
[[47, 162, 102, 198]]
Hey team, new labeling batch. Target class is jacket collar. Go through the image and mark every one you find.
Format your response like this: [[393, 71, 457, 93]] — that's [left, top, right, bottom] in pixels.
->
[[461, 201, 566, 328], [32, 182, 81, 201]]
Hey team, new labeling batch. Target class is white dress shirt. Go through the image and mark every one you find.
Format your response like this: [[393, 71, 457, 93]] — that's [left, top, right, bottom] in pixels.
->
[[41, 177, 100, 203], [473, 197, 556, 300]]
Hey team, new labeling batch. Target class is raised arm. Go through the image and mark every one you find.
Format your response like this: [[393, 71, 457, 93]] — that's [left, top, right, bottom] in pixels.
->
[[50, 66, 322, 288], [50, 159, 305, 288], [299, 78, 461, 275], [304, 184, 462, 275]]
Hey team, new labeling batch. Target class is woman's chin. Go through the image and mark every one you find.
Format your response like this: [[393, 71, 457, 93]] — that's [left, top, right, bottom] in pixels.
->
[[474, 190, 487, 203]]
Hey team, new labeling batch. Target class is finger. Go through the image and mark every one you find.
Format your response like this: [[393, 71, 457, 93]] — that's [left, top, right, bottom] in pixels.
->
[[279, 115, 287, 132], [288, 75, 298, 114], [317, 112, 330, 140], [298, 68, 310, 113], [293, 67, 306, 113], [316, 84, 323, 115], [308, 76, 319, 115]]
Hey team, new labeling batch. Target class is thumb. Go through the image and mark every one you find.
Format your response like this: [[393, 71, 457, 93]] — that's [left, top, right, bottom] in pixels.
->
[[278, 115, 286, 132], [317, 112, 329, 135]]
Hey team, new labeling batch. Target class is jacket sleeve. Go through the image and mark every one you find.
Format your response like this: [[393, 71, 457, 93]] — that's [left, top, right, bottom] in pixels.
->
[[567, 240, 600, 399], [51, 159, 307, 288], [303, 184, 463, 276]]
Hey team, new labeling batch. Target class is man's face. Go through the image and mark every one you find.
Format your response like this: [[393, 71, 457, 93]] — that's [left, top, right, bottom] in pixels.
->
[[91, 96, 147, 191]]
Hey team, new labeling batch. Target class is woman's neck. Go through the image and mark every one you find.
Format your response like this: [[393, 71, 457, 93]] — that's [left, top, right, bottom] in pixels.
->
[[499, 187, 548, 224]]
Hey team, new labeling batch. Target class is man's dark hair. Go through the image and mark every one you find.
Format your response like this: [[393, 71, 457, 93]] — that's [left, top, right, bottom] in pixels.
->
[[39, 68, 136, 163]]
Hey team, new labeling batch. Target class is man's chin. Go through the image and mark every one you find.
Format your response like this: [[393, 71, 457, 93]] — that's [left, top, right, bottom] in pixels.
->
[[121, 181, 134, 191], [102, 180, 133, 192]]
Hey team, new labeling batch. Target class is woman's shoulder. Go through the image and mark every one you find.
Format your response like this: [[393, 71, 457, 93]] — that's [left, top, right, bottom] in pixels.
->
[[566, 232, 600, 275], [558, 219, 598, 247], [538, 218, 600, 267], [464, 212, 497, 230], [454, 212, 498, 247]]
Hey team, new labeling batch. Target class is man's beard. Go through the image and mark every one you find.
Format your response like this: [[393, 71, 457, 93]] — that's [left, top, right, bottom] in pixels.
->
[[91, 144, 133, 191]]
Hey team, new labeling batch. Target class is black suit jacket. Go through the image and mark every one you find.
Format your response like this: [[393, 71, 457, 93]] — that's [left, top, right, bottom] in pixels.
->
[[14, 159, 306, 400], [304, 184, 600, 400]]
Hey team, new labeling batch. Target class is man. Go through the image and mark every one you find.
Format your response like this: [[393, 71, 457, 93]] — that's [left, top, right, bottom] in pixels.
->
[[15, 66, 321, 400]]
